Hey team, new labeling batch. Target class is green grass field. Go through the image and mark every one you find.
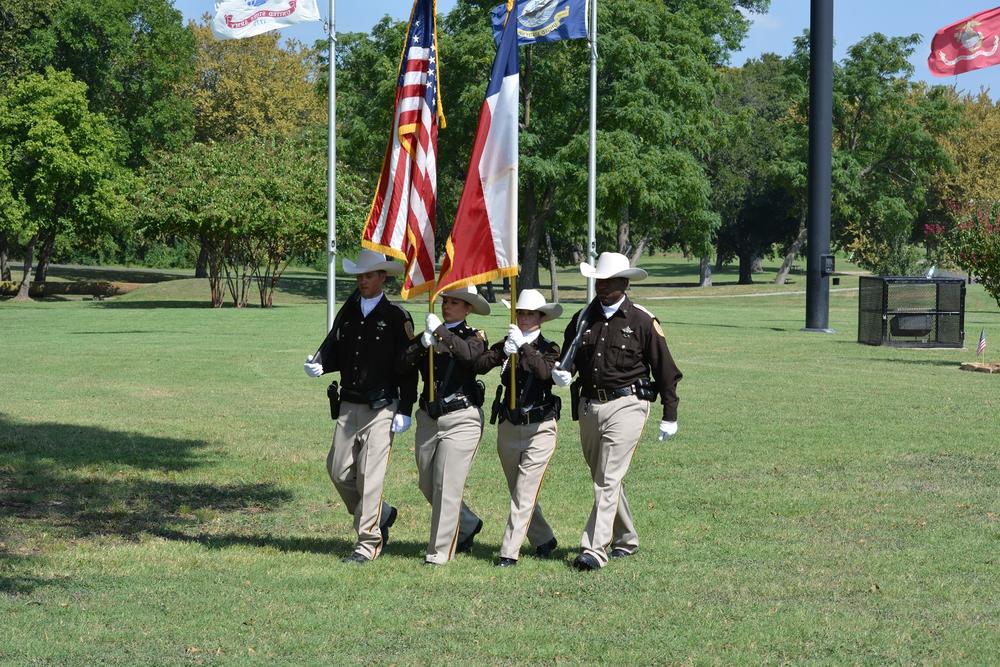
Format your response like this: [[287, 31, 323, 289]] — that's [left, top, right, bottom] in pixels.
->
[[2, 255, 999, 665]]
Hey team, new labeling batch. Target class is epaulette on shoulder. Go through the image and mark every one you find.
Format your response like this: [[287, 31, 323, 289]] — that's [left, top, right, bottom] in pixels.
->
[[632, 303, 658, 321], [387, 301, 412, 321]]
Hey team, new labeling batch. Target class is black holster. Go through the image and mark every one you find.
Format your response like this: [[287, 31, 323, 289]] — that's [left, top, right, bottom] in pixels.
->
[[634, 378, 659, 402], [489, 385, 504, 425], [327, 381, 341, 420], [570, 380, 581, 421]]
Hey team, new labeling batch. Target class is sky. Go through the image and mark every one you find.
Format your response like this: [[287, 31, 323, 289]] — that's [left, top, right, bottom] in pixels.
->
[[176, 1, 1000, 97]]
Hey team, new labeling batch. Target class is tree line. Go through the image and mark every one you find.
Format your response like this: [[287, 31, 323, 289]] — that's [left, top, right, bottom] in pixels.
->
[[2, 0, 998, 307]]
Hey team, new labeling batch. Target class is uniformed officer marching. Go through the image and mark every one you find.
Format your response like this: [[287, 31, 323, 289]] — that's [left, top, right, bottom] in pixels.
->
[[400, 285, 490, 565], [303, 250, 418, 564], [474, 289, 563, 568], [552, 252, 683, 571]]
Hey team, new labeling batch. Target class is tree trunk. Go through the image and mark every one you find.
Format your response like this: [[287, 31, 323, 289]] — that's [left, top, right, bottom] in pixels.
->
[[545, 231, 559, 303], [751, 255, 764, 273], [617, 206, 630, 255], [737, 252, 753, 285], [15, 236, 36, 301], [715, 247, 725, 272], [699, 256, 712, 287], [195, 241, 210, 278], [629, 234, 648, 267], [773, 211, 808, 285], [519, 181, 551, 289], [483, 281, 496, 303], [33, 230, 57, 283], [0, 231, 10, 282]]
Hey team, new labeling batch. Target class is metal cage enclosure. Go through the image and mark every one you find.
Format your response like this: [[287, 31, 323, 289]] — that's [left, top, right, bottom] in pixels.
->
[[858, 276, 965, 348]]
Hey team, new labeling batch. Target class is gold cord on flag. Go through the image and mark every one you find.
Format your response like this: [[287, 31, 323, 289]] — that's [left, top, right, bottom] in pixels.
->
[[428, 292, 436, 402], [509, 275, 517, 410]]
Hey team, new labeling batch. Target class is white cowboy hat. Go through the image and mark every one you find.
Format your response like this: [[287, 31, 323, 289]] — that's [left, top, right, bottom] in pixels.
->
[[579, 252, 647, 281], [500, 289, 563, 322], [440, 284, 491, 316], [342, 249, 403, 275]]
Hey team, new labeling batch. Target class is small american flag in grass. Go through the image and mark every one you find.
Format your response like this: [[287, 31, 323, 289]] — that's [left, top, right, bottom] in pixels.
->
[[977, 329, 987, 357]]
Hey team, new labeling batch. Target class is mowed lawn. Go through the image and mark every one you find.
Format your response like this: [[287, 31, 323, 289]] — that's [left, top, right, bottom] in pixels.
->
[[1, 257, 998, 665]]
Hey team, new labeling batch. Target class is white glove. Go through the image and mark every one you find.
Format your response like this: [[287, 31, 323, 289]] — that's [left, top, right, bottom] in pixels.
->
[[503, 337, 519, 356], [391, 414, 412, 433], [425, 313, 442, 333], [551, 362, 572, 387], [420, 331, 434, 348], [507, 324, 526, 348], [304, 354, 323, 378], [658, 420, 678, 441]]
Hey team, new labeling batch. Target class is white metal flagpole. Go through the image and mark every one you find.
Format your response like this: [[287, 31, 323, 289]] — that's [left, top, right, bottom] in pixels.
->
[[326, 0, 337, 332], [586, 0, 598, 303]]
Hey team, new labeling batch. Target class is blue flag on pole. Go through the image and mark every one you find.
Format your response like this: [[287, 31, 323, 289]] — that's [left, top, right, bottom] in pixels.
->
[[491, 0, 589, 46]]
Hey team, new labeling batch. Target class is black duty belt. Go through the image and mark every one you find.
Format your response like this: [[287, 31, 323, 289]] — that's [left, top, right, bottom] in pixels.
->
[[581, 384, 637, 402], [420, 394, 476, 419], [341, 386, 397, 406], [500, 401, 559, 426]]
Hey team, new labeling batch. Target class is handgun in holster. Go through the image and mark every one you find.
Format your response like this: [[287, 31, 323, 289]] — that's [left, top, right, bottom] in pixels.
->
[[570, 379, 581, 421], [327, 381, 341, 420], [489, 385, 504, 425]]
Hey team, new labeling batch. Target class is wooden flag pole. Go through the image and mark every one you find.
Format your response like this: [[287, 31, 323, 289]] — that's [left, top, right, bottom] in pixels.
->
[[428, 292, 436, 402], [509, 275, 517, 410]]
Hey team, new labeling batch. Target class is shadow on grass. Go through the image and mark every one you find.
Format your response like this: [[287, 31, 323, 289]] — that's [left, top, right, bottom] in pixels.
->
[[877, 358, 964, 367], [0, 415, 292, 594], [46, 265, 188, 284], [94, 300, 216, 309], [154, 530, 430, 560]]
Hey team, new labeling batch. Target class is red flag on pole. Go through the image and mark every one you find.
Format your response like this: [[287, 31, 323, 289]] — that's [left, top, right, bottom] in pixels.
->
[[928, 6, 1000, 77], [361, 0, 444, 299]]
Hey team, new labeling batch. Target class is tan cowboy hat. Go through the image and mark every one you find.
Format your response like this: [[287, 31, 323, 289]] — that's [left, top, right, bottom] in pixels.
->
[[579, 252, 647, 281], [500, 289, 563, 322], [342, 249, 403, 275], [440, 284, 491, 316]]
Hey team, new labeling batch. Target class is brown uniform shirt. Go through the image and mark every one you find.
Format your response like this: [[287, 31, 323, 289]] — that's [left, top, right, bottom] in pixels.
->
[[314, 294, 418, 416], [562, 296, 682, 421], [402, 321, 488, 404], [474, 334, 561, 409]]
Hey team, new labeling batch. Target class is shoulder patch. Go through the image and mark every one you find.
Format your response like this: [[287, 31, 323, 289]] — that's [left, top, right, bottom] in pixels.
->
[[632, 303, 656, 320], [404, 320, 416, 340], [652, 319, 666, 339], [476, 329, 487, 341]]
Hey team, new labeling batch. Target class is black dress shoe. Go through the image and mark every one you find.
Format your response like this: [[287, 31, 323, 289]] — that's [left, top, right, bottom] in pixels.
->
[[380, 505, 398, 546], [573, 553, 600, 571], [454, 518, 483, 554], [534, 537, 558, 559], [609, 547, 636, 559], [341, 552, 370, 564], [495, 557, 517, 568]]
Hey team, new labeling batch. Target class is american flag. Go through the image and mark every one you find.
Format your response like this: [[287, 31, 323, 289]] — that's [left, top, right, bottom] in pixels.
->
[[361, 0, 444, 299], [978, 328, 987, 356]]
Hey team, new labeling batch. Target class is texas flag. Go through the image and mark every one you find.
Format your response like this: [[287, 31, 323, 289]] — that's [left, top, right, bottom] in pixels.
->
[[928, 6, 1000, 76], [434, 2, 520, 296]]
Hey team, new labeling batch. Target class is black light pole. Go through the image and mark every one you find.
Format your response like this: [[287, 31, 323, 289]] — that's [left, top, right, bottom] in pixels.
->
[[804, 0, 835, 333]]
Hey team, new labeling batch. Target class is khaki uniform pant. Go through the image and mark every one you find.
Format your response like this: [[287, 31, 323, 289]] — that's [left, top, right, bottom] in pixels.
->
[[415, 406, 484, 564], [326, 401, 396, 559], [578, 394, 650, 567], [496, 418, 558, 560]]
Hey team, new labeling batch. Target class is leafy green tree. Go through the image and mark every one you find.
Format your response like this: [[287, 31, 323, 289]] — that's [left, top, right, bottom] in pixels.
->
[[15, 0, 197, 167], [707, 54, 802, 284], [137, 132, 365, 307], [0, 68, 129, 300], [814, 33, 959, 275], [188, 18, 324, 143]]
